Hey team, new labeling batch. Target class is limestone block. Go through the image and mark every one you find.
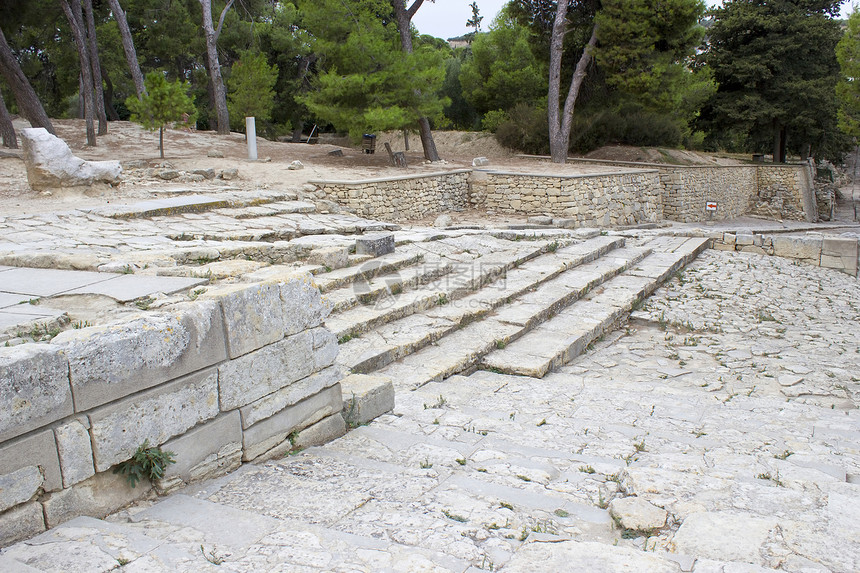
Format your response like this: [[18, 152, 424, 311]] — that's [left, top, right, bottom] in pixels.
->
[[41, 469, 151, 528], [158, 411, 242, 489], [54, 419, 95, 487], [735, 233, 755, 246], [772, 235, 821, 261], [821, 237, 859, 275], [738, 245, 767, 255], [307, 247, 348, 270], [527, 215, 553, 225], [820, 255, 846, 271], [240, 365, 343, 429], [0, 430, 62, 497], [242, 384, 343, 461], [0, 466, 43, 513], [53, 300, 226, 411], [341, 373, 395, 427], [218, 329, 317, 411], [0, 344, 72, 443], [356, 233, 395, 257], [671, 512, 777, 565], [472, 157, 489, 167], [293, 413, 346, 450], [608, 497, 667, 531], [19, 128, 122, 190], [313, 327, 339, 369], [88, 368, 220, 472], [205, 274, 328, 359], [0, 502, 46, 548]]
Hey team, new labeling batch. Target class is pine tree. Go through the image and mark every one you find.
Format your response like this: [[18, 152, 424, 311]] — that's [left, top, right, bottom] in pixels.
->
[[227, 50, 278, 132], [126, 71, 196, 158]]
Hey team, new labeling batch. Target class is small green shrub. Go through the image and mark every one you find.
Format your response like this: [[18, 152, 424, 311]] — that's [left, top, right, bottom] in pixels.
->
[[113, 440, 176, 488]]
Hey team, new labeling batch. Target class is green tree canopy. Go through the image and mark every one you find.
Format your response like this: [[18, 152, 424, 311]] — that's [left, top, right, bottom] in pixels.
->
[[297, 0, 448, 140], [837, 9, 860, 139], [458, 15, 547, 119], [699, 0, 845, 161], [126, 71, 196, 157], [227, 49, 278, 131]]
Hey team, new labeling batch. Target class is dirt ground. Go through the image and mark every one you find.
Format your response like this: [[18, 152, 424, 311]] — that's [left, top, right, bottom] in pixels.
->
[[0, 119, 745, 217]]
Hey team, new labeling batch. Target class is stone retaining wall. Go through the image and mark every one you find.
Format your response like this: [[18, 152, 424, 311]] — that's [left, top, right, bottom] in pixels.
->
[[471, 170, 663, 226], [310, 163, 814, 226], [0, 273, 344, 547], [310, 170, 471, 222], [713, 232, 859, 277], [660, 166, 758, 222]]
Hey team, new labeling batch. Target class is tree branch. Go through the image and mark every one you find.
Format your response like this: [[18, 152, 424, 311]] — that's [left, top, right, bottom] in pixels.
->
[[215, 0, 235, 41], [406, 0, 425, 21]]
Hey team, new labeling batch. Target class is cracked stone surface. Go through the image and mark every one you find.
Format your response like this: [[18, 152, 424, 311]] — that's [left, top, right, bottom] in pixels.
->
[[4, 246, 859, 571]]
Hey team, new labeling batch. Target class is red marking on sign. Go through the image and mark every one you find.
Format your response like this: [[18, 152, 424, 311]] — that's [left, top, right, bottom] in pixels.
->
[[706, 202, 717, 211]]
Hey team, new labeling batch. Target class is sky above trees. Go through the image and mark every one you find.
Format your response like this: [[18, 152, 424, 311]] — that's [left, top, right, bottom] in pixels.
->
[[412, 0, 853, 39]]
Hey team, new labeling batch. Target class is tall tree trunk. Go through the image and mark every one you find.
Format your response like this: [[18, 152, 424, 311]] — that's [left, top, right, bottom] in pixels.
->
[[198, 0, 232, 134], [107, 0, 145, 97], [61, 0, 97, 146], [0, 25, 55, 134], [83, 0, 107, 134], [0, 89, 17, 148], [391, 0, 440, 162], [548, 0, 598, 164], [772, 119, 782, 164], [101, 67, 120, 120]]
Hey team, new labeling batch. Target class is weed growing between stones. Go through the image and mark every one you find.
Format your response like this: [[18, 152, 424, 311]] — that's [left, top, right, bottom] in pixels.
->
[[113, 440, 176, 488]]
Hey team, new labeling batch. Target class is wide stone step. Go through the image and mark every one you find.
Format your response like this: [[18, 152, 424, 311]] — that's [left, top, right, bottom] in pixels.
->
[[370, 247, 650, 389], [324, 243, 548, 341], [337, 236, 627, 374], [315, 248, 427, 293], [323, 258, 455, 314], [480, 238, 711, 378]]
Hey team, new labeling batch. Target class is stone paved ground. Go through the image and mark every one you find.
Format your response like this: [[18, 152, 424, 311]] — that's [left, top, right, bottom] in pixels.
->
[[3, 247, 858, 572]]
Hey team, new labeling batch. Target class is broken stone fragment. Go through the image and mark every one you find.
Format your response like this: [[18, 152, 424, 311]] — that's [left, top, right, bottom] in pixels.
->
[[19, 128, 121, 190]]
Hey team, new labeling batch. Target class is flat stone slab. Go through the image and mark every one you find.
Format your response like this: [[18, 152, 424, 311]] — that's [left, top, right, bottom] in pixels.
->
[[0, 293, 30, 308], [0, 268, 117, 297], [0, 307, 66, 331], [99, 195, 229, 219], [356, 233, 395, 257], [62, 275, 208, 302]]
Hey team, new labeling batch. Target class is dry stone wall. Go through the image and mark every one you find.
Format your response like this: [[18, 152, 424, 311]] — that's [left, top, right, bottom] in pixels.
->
[[660, 166, 758, 222], [472, 170, 663, 226], [312, 162, 812, 226], [310, 170, 470, 222], [0, 273, 345, 547]]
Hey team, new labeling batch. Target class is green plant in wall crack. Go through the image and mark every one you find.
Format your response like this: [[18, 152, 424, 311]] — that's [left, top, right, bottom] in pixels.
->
[[113, 440, 176, 488]]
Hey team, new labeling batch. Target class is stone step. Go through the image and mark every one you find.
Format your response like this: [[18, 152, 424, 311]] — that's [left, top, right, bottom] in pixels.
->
[[337, 237, 629, 374], [369, 247, 650, 390], [315, 248, 426, 293], [480, 238, 712, 379], [324, 243, 548, 341], [323, 257, 455, 314]]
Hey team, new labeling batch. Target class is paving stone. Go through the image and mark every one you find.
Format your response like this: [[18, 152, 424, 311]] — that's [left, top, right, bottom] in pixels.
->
[[0, 343, 72, 442], [0, 268, 117, 296], [62, 274, 208, 302], [672, 512, 778, 566], [504, 540, 679, 572], [88, 368, 220, 472], [0, 293, 30, 308]]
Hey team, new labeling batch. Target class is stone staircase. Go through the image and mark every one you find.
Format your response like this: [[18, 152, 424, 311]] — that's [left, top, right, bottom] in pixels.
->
[[6, 233, 758, 572], [327, 234, 709, 390]]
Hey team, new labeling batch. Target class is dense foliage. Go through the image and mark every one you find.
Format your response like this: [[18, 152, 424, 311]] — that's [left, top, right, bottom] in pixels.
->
[[0, 0, 852, 160]]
